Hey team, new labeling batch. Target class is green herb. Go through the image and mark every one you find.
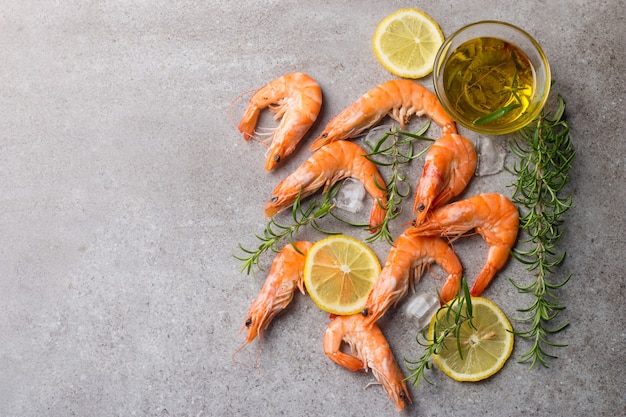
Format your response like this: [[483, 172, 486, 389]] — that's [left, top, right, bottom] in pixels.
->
[[234, 185, 340, 275], [508, 95, 575, 369], [473, 71, 524, 125], [362, 124, 433, 244], [473, 103, 521, 125], [405, 279, 473, 389]]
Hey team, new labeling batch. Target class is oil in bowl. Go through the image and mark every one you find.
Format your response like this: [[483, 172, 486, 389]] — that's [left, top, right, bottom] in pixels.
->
[[433, 21, 550, 135], [444, 37, 534, 127]]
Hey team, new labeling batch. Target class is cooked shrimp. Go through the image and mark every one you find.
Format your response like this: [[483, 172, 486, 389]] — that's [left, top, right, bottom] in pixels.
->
[[413, 133, 477, 225], [237, 72, 322, 170], [234, 241, 312, 360], [360, 233, 462, 327], [407, 193, 519, 296], [263, 140, 388, 232], [324, 314, 412, 412], [309, 79, 456, 151]]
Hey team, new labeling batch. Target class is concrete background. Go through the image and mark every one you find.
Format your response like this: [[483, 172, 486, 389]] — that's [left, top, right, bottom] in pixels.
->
[[1, 1, 624, 416]]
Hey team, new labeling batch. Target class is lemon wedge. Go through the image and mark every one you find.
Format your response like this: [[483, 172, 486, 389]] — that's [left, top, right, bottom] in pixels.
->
[[303, 235, 381, 315], [429, 297, 514, 382], [373, 8, 444, 79]]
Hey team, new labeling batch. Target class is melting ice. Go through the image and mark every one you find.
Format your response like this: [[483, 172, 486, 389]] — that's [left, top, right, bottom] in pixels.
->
[[475, 135, 507, 176], [333, 178, 366, 213]]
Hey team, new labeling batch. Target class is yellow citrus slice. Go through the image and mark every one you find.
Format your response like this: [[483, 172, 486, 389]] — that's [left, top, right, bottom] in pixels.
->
[[373, 8, 444, 79], [428, 297, 514, 382], [303, 235, 381, 315]]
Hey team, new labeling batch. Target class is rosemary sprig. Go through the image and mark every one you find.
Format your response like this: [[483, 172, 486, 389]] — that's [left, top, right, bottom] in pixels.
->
[[473, 103, 521, 125], [508, 95, 575, 369], [363, 124, 433, 244], [405, 279, 473, 389], [235, 185, 340, 275]]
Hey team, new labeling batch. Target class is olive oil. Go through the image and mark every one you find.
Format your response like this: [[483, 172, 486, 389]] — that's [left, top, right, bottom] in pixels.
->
[[443, 37, 535, 127]]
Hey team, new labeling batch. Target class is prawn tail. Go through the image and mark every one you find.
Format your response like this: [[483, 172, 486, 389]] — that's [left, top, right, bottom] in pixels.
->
[[368, 198, 388, 233], [470, 263, 498, 296], [326, 350, 365, 372], [238, 105, 261, 140], [439, 273, 462, 304], [471, 242, 514, 296]]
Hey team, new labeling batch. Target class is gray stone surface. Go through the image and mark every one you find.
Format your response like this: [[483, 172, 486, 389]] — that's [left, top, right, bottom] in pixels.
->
[[1, 1, 624, 416]]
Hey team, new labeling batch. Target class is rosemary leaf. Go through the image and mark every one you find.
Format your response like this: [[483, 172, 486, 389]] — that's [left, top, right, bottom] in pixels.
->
[[473, 104, 521, 125]]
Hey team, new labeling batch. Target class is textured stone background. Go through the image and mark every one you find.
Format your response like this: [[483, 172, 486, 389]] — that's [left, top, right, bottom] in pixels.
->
[[1, 1, 624, 416]]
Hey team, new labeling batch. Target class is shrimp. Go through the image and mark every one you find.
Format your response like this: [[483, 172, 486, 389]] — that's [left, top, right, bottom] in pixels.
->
[[237, 72, 322, 170], [264, 140, 388, 232], [234, 241, 312, 360], [324, 314, 412, 412], [413, 133, 477, 225], [407, 193, 519, 296], [309, 79, 456, 151], [361, 233, 463, 327]]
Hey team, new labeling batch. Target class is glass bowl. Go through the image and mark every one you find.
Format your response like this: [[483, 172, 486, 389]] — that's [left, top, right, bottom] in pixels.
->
[[433, 21, 551, 135]]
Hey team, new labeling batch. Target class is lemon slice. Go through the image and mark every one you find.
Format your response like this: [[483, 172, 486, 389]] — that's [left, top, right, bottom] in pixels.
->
[[428, 297, 514, 382], [303, 235, 381, 315], [373, 8, 444, 79]]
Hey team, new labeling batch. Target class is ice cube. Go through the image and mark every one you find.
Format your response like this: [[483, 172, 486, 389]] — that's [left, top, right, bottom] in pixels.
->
[[475, 135, 507, 176], [363, 125, 393, 144], [333, 178, 366, 213], [403, 292, 440, 331]]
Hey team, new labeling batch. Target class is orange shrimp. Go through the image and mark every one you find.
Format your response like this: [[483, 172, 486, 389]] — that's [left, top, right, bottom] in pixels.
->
[[361, 233, 463, 328], [237, 72, 322, 170], [309, 79, 456, 151], [324, 314, 412, 412], [235, 241, 312, 359], [413, 133, 477, 225], [263, 140, 388, 232], [407, 193, 519, 296]]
